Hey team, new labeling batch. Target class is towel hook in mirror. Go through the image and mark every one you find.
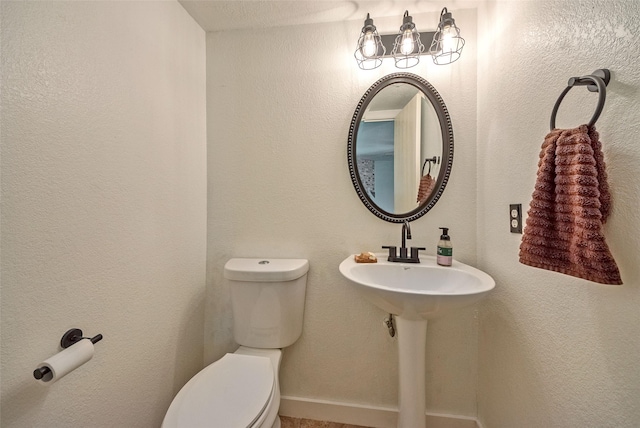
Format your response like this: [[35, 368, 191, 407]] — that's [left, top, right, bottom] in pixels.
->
[[421, 156, 439, 176]]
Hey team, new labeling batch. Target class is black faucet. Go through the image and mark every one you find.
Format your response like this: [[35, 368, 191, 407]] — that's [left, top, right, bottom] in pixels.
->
[[383, 221, 425, 263]]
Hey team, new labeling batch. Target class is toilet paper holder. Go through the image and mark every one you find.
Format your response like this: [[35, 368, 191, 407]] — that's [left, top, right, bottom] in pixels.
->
[[33, 328, 103, 380]]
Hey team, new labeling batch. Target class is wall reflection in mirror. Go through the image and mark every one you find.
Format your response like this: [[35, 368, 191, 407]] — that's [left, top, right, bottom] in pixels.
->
[[348, 73, 453, 223]]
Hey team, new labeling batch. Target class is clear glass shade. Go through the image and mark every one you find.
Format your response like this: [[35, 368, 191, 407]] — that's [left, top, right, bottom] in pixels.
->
[[391, 14, 424, 69], [430, 9, 465, 65], [354, 15, 385, 70]]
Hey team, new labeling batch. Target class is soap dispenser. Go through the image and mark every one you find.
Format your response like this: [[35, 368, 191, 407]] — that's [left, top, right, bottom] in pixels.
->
[[437, 227, 453, 266]]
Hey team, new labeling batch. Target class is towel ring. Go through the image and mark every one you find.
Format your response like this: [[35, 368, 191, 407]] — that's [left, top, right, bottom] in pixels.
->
[[550, 69, 610, 130], [421, 156, 438, 175]]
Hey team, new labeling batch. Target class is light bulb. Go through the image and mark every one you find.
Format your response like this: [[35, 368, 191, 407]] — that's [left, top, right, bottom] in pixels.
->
[[441, 25, 456, 53], [362, 31, 377, 58], [400, 29, 414, 55]]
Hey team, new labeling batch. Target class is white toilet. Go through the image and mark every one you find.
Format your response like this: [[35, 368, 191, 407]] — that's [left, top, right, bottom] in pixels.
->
[[162, 258, 309, 428]]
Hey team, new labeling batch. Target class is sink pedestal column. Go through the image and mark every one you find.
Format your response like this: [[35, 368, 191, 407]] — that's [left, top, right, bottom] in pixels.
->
[[395, 316, 428, 428]]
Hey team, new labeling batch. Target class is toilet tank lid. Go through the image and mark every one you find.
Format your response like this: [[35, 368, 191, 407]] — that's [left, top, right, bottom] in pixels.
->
[[224, 258, 309, 282]]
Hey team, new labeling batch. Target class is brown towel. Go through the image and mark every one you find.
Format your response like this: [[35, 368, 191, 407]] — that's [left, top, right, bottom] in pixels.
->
[[417, 174, 436, 204], [519, 125, 622, 285]]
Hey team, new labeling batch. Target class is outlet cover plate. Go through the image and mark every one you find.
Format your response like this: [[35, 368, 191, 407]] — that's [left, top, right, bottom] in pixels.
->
[[510, 204, 522, 234]]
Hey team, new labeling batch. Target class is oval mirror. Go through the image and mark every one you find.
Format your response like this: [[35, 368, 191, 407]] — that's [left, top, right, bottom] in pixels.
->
[[347, 73, 453, 223]]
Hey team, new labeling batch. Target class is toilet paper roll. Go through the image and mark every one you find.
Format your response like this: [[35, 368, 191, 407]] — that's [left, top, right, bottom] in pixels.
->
[[37, 338, 95, 383]]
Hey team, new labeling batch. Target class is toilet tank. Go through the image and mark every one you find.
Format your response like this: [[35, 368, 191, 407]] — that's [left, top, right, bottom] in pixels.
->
[[224, 258, 309, 349]]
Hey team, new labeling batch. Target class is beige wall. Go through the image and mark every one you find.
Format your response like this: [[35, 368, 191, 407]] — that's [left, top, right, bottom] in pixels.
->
[[206, 9, 480, 417], [1, 2, 207, 427], [477, 1, 640, 426]]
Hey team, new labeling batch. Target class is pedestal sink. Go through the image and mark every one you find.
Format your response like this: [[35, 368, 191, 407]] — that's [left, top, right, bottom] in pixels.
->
[[339, 254, 495, 428]]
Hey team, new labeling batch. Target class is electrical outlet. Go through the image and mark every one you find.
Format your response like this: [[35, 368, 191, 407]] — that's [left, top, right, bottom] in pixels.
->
[[510, 204, 522, 233]]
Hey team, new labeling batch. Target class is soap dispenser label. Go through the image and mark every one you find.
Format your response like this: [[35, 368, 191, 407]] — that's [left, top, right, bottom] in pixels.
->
[[437, 247, 452, 257], [437, 246, 453, 266]]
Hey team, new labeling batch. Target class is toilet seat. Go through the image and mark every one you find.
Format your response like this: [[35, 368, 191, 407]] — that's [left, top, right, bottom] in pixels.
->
[[162, 353, 275, 428]]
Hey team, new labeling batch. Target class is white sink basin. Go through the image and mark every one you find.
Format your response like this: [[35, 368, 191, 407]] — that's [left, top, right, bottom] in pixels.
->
[[340, 253, 495, 427], [339, 254, 495, 320]]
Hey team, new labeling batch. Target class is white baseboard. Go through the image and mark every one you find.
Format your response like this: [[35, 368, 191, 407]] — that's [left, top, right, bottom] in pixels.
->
[[280, 396, 479, 428]]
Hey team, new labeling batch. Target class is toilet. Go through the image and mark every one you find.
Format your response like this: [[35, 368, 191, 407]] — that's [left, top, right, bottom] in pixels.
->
[[162, 258, 309, 428]]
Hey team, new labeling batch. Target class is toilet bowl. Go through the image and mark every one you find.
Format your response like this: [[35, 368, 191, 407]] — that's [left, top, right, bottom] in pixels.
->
[[162, 258, 309, 428], [162, 347, 282, 428]]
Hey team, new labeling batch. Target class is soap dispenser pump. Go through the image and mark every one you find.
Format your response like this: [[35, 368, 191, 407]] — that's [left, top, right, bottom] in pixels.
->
[[437, 227, 453, 266]]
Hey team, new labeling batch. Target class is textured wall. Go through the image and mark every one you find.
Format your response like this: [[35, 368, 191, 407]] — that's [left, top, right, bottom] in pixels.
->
[[206, 10, 480, 416], [476, 1, 640, 426], [1, 2, 206, 426]]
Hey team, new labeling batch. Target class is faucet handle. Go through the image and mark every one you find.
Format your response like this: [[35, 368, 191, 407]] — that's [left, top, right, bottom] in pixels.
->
[[382, 246, 397, 261], [410, 247, 426, 261]]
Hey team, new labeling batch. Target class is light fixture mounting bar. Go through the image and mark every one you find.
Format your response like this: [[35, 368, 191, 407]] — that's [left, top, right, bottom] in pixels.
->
[[379, 32, 437, 57]]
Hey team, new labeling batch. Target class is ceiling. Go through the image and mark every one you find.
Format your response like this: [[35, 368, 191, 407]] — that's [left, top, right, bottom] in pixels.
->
[[178, 0, 473, 32]]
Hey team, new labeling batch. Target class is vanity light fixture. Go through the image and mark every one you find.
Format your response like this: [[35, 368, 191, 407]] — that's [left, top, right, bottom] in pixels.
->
[[354, 13, 386, 70], [430, 7, 465, 65], [354, 7, 464, 70]]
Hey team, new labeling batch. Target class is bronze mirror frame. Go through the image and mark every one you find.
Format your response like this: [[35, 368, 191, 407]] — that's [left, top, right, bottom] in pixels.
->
[[347, 72, 454, 223]]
